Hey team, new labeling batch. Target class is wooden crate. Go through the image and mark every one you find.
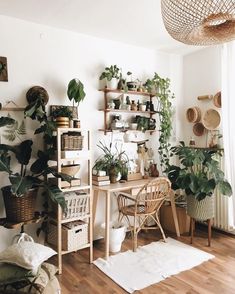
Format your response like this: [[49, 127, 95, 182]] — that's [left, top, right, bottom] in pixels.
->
[[160, 205, 190, 234]]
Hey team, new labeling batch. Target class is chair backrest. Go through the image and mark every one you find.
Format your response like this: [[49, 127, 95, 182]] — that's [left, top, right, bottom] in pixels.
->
[[136, 177, 171, 214]]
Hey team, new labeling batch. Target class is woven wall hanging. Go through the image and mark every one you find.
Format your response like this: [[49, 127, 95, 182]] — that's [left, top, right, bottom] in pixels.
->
[[161, 0, 235, 45]]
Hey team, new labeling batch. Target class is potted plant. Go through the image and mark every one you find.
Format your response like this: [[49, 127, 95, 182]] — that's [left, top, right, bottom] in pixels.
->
[[50, 106, 73, 128], [67, 78, 86, 108], [0, 117, 71, 223], [93, 141, 128, 183], [168, 142, 232, 220], [99, 65, 121, 89]]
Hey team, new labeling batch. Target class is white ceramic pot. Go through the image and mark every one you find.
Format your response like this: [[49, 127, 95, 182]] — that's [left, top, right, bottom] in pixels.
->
[[100, 222, 126, 253], [106, 78, 119, 89]]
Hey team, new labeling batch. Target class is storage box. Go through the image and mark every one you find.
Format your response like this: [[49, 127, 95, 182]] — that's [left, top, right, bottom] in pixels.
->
[[47, 220, 88, 251], [49, 191, 90, 220], [160, 205, 190, 234], [127, 173, 142, 181]]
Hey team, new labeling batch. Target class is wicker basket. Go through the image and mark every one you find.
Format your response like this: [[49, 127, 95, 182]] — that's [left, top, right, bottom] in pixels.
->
[[186, 107, 201, 123], [213, 92, 221, 108], [193, 122, 205, 137], [1, 186, 37, 223], [47, 220, 88, 251], [62, 192, 89, 220], [61, 132, 83, 150], [186, 194, 214, 221], [202, 109, 221, 130]]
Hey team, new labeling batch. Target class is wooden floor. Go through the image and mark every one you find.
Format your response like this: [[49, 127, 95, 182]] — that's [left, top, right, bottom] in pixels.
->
[[53, 228, 235, 294]]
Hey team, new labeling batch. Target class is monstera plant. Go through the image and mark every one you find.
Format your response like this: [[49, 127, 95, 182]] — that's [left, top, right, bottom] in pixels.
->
[[168, 141, 232, 220]]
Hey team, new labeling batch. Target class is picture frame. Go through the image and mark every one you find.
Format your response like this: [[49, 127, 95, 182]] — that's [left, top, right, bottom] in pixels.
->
[[0, 56, 8, 82], [206, 130, 221, 148], [50, 105, 78, 119]]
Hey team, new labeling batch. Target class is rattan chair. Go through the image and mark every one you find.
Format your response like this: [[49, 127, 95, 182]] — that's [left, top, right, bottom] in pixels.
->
[[117, 177, 171, 251]]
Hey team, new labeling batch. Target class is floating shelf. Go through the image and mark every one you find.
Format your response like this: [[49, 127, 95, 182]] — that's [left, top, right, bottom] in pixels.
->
[[99, 109, 158, 114], [99, 88, 155, 97]]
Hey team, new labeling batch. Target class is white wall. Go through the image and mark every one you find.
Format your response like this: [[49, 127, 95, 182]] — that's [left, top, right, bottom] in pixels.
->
[[178, 46, 221, 146], [0, 15, 182, 249]]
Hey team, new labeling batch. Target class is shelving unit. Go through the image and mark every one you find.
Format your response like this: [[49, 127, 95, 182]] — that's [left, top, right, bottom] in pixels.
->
[[47, 128, 93, 274], [99, 88, 158, 135]]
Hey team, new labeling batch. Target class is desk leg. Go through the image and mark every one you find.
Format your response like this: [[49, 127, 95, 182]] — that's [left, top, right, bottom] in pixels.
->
[[93, 190, 99, 225], [105, 191, 110, 260], [170, 190, 180, 237]]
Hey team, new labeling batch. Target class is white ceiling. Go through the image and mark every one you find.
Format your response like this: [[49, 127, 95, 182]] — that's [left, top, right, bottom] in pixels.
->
[[0, 0, 199, 55]]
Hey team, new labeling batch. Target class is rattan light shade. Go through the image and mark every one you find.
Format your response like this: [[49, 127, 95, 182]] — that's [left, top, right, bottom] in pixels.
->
[[161, 0, 235, 45]]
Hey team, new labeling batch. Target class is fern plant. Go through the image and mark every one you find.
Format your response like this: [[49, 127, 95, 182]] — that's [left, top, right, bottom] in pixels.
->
[[3, 117, 26, 142]]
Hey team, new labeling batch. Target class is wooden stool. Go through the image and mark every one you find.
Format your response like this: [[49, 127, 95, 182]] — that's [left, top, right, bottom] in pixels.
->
[[190, 217, 212, 246]]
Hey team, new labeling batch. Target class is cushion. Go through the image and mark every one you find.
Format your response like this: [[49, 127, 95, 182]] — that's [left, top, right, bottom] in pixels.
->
[[0, 242, 56, 274], [0, 263, 35, 285], [0, 262, 58, 294]]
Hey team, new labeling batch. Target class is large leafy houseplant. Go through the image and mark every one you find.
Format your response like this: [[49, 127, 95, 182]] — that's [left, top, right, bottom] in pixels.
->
[[168, 142, 232, 201], [67, 78, 86, 107], [0, 108, 71, 220]]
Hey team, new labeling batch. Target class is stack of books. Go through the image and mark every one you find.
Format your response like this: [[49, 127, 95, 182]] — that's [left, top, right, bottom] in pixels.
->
[[92, 175, 110, 186]]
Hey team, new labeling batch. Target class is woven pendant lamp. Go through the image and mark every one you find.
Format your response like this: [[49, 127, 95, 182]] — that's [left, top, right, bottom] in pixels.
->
[[161, 0, 235, 45]]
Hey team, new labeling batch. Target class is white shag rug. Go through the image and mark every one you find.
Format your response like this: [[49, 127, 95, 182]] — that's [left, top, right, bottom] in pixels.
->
[[94, 238, 214, 293]]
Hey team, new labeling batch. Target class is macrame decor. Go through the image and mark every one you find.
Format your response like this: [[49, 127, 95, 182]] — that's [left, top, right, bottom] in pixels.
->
[[161, 0, 235, 45]]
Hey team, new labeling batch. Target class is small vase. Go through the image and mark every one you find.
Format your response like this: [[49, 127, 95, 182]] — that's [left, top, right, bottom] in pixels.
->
[[113, 99, 121, 110], [131, 100, 137, 111]]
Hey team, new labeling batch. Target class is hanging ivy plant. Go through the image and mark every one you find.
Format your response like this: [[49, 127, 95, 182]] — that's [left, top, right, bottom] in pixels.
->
[[145, 73, 174, 173]]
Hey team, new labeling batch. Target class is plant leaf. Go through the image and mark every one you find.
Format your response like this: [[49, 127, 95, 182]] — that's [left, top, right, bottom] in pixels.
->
[[0, 117, 15, 127], [44, 184, 66, 210], [0, 152, 11, 173], [9, 175, 34, 196]]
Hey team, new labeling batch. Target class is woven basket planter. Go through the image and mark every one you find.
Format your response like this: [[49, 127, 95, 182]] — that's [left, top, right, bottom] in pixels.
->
[[1, 186, 37, 223], [186, 194, 214, 221]]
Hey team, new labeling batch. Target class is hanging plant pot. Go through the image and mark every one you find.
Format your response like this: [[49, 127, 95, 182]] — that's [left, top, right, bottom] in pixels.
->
[[1, 186, 37, 223], [186, 194, 214, 221]]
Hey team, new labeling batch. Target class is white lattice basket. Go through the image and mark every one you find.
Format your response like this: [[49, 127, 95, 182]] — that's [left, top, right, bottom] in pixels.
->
[[47, 220, 88, 251], [63, 192, 90, 220]]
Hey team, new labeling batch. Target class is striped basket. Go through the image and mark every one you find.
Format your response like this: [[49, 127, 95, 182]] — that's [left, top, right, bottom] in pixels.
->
[[186, 194, 214, 221]]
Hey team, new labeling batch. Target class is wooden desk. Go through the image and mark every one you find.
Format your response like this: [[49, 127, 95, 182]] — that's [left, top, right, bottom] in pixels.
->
[[93, 178, 180, 259]]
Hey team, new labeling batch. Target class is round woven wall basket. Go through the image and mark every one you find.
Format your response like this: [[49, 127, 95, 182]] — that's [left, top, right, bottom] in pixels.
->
[[202, 109, 221, 130], [213, 92, 221, 108], [186, 107, 201, 123], [161, 0, 235, 45], [193, 122, 205, 137], [26, 86, 49, 105]]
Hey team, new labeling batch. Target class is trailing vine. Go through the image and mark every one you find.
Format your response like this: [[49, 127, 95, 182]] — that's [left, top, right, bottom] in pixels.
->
[[145, 73, 174, 174]]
